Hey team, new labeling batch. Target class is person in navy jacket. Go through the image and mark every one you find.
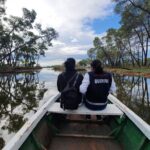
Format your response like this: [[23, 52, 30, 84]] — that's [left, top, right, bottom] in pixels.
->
[[80, 59, 116, 111]]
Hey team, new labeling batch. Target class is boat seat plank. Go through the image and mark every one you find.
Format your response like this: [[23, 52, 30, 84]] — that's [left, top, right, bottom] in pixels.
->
[[48, 103, 123, 116], [48, 137, 122, 150]]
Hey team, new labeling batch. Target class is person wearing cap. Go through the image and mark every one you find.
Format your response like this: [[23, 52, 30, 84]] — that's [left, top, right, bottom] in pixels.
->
[[80, 59, 116, 111], [57, 58, 83, 104]]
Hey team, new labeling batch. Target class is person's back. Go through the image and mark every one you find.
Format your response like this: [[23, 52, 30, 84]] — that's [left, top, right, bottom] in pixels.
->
[[57, 58, 83, 109], [80, 59, 116, 110], [86, 71, 112, 106]]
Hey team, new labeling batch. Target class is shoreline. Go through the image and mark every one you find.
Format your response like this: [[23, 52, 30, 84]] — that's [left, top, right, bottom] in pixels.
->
[[0, 66, 150, 78], [0, 66, 43, 74], [105, 68, 150, 78], [51, 65, 150, 78], [50, 65, 86, 72]]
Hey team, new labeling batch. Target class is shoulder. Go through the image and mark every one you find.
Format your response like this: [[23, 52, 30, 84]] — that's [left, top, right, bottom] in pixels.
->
[[82, 72, 90, 81], [104, 72, 113, 83], [87, 72, 95, 80], [58, 72, 65, 78], [76, 73, 83, 81], [85, 72, 91, 77], [87, 71, 94, 76], [103, 71, 112, 77]]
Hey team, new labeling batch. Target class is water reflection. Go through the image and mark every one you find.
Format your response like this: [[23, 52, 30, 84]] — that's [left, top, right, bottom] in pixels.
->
[[114, 75, 150, 124], [0, 71, 48, 149], [1, 69, 150, 149]]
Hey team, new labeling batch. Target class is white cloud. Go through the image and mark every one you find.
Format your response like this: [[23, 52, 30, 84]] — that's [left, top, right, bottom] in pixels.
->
[[6, 0, 113, 65], [71, 38, 78, 43], [39, 59, 64, 66], [60, 45, 90, 55]]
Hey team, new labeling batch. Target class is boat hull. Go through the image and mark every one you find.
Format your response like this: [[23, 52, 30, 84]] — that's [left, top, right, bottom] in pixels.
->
[[3, 94, 150, 150], [19, 113, 150, 150]]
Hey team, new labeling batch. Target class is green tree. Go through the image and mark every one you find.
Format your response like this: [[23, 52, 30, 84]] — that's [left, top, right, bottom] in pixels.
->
[[0, 8, 58, 67], [78, 59, 90, 66], [87, 48, 96, 60], [91, 36, 117, 66], [114, 0, 150, 16], [114, 0, 150, 66]]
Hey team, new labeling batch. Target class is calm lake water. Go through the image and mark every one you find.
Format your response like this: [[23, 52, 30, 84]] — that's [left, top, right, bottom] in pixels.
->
[[0, 68, 150, 148]]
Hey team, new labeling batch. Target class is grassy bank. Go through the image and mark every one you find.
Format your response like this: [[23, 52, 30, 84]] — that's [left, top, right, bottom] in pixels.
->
[[0, 66, 42, 73], [105, 67, 150, 78], [50, 65, 86, 72], [50, 65, 150, 78]]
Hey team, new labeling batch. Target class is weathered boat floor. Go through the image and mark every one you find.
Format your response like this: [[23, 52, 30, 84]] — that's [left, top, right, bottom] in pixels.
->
[[48, 114, 123, 150], [48, 137, 122, 150], [56, 120, 111, 135]]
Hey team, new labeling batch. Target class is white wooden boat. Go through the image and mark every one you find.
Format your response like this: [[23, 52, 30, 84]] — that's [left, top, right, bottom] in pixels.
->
[[2, 94, 150, 150]]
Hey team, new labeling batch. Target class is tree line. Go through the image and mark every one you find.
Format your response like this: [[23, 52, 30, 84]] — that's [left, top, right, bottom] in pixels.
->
[[0, 0, 58, 69], [87, 0, 150, 67]]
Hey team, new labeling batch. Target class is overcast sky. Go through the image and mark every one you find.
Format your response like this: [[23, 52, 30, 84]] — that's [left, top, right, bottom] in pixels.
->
[[6, 0, 120, 66]]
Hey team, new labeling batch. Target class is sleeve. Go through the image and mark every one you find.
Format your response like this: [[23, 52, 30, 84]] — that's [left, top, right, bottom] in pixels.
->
[[79, 73, 90, 94], [109, 76, 116, 94], [57, 74, 62, 92], [75, 73, 83, 89]]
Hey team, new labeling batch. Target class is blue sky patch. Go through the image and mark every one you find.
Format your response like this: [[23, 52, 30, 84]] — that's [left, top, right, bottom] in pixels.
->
[[90, 14, 121, 34]]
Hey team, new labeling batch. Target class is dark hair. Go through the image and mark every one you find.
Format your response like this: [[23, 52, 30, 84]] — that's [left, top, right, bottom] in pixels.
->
[[91, 59, 103, 74], [64, 58, 76, 71]]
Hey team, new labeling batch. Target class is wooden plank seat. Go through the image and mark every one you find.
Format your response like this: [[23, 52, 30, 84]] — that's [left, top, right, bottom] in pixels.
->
[[48, 103, 123, 116]]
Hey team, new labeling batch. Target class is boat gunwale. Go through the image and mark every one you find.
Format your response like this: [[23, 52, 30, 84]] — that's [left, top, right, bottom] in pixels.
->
[[2, 93, 60, 150], [108, 94, 150, 140]]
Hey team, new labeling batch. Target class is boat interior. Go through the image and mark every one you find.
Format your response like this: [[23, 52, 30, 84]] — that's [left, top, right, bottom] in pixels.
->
[[20, 113, 123, 150], [18, 98, 150, 150]]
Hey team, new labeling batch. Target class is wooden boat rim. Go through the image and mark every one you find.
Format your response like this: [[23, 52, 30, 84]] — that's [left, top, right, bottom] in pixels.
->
[[2, 93, 150, 150], [108, 94, 150, 140], [3, 93, 60, 150]]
